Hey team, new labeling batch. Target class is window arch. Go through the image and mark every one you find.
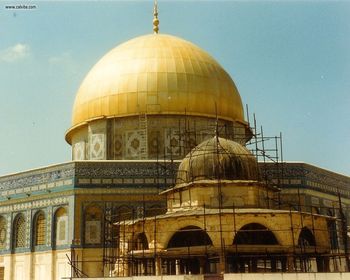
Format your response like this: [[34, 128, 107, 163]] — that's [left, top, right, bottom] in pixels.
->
[[34, 211, 46, 246], [116, 205, 133, 221], [84, 205, 102, 245], [311, 207, 320, 214], [298, 227, 316, 247], [145, 204, 163, 217], [167, 226, 212, 248], [54, 207, 68, 246], [133, 232, 149, 250], [13, 213, 26, 248], [233, 223, 278, 245], [0, 216, 7, 250]]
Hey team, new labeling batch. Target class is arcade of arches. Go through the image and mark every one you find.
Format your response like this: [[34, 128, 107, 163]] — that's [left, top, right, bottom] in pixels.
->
[[116, 209, 332, 276], [114, 137, 334, 276]]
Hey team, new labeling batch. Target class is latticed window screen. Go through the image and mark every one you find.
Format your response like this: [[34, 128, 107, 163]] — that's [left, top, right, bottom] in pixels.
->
[[14, 215, 26, 248], [35, 212, 46, 246], [0, 216, 6, 249]]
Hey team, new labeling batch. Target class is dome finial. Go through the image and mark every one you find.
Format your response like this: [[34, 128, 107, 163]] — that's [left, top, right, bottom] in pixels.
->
[[153, 0, 159, 34]]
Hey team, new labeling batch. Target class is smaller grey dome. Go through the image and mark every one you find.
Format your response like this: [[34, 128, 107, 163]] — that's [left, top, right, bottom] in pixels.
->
[[177, 137, 260, 184]]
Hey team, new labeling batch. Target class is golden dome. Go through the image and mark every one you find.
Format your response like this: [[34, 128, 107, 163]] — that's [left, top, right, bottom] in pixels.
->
[[66, 34, 244, 143]]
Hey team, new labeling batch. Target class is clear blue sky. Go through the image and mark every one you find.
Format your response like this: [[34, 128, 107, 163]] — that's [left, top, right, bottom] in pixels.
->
[[0, 1, 349, 176]]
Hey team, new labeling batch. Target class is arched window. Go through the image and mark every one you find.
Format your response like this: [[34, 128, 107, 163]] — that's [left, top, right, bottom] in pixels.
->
[[166, 226, 212, 275], [116, 205, 133, 221], [311, 207, 320, 214], [298, 227, 316, 247], [55, 207, 68, 246], [133, 232, 149, 250], [34, 211, 46, 246], [14, 214, 26, 248], [167, 226, 212, 248], [233, 223, 278, 245], [146, 204, 163, 217], [0, 216, 7, 250], [84, 205, 102, 245]]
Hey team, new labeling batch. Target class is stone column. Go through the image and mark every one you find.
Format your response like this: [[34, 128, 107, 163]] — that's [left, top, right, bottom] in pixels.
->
[[155, 257, 161, 276], [175, 260, 180, 275], [281, 257, 287, 272], [199, 258, 206, 274], [271, 257, 277, 272], [218, 253, 225, 274], [317, 256, 330, 272], [251, 259, 257, 272], [239, 259, 245, 273], [287, 256, 295, 272]]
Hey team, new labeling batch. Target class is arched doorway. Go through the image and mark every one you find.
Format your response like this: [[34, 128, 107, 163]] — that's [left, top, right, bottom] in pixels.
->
[[133, 232, 149, 251], [233, 223, 279, 245], [167, 226, 212, 248], [298, 227, 316, 247], [165, 226, 213, 275], [297, 227, 321, 272], [229, 223, 283, 273], [131, 232, 151, 276]]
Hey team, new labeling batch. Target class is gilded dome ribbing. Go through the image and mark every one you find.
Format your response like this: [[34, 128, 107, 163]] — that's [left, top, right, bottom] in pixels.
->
[[66, 34, 245, 143]]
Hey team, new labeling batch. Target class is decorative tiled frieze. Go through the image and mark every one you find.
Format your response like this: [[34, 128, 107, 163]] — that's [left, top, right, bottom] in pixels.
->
[[1, 179, 73, 197], [102, 179, 112, 184], [311, 197, 320, 205], [134, 178, 144, 184], [262, 163, 350, 197], [75, 161, 178, 178], [323, 199, 334, 208], [123, 178, 133, 184], [0, 197, 69, 213], [78, 179, 91, 184], [262, 164, 307, 178], [0, 163, 74, 190]]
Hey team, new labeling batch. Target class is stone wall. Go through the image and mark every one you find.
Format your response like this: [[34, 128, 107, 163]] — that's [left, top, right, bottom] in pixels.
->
[[72, 272, 350, 280]]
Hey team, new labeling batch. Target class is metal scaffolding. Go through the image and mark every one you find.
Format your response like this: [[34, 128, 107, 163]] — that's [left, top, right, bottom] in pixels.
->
[[69, 111, 350, 278]]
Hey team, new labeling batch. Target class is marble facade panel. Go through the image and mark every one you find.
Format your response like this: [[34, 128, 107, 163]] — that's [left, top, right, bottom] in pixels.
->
[[100, 115, 243, 160]]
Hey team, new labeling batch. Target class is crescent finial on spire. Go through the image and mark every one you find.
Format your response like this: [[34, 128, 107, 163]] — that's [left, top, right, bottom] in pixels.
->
[[153, 0, 159, 34]]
